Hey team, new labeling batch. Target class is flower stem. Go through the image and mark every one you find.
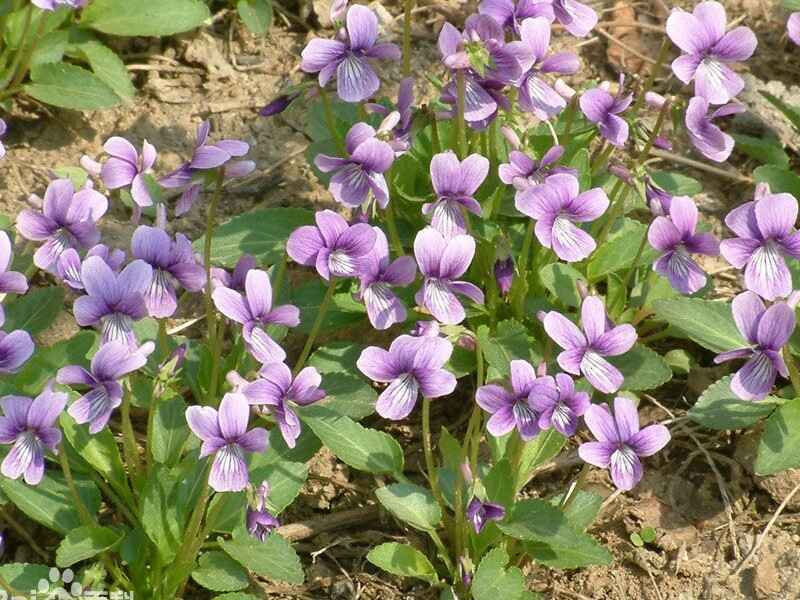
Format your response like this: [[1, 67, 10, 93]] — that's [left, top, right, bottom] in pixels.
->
[[455, 70, 467, 159], [594, 179, 627, 247], [629, 38, 671, 119], [120, 386, 142, 486], [293, 277, 337, 375], [512, 220, 535, 319], [158, 319, 169, 362], [385, 200, 405, 256], [402, 0, 413, 75], [560, 95, 578, 147], [783, 346, 800, 398], [430, 109, 442, 154], [271, 251, 288, 304], [166, 478, 211, 595], [422, 397, 445, 510], [621, 227, 650, 290], [203, 169, 225, 347], [319, 86, 345, 154], [560, 463, 591, 512]]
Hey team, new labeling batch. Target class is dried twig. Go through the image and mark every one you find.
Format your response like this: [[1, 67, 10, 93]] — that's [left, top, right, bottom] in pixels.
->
[[276, 506, 380, 542], [649, 148, 753, 183], [595, 27, 657, 65]]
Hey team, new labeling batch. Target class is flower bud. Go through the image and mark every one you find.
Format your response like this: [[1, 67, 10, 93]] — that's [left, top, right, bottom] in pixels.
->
[[457, 333, 477, 351], [644, 91, 666, 110], [412, 321, 440, 337], [500, 125, 521, 150], [653, 135, 673, 151], [459, 556, 473, 588], [645, 178, 672, 217], [536, 310, 548, 323], [494, 256, 514, 296], [536, 361, 548, 377], [554, 79, 575, 99], [259, 92, 299, 117], [609, 163, 632, 184], [330, 0, 347, 23], [787, 291, 800, 310], [576, 279, 589, 300], [460, 461, 473, 485]]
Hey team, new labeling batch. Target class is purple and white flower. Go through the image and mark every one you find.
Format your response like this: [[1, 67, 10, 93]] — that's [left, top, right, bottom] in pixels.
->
[[666, 1, 756, 105], [551, 0, 598, 37], [56, 245, 126, 291], [478, 0, 553, 33], [186, 392, 268, 492], [301, 5, 401, 102], [414, 227, 484, 325], [16, 179, 108, 272], [719, 187, 800, 301], [685, 96, 744, 163], [790, 13, 800, 46], [98, 137, 158, 209], [580, 84, 632, 147], [213, 269, 300, 365], [0, 386, 67, 485], [714, 291, 795, 400], [494, 256, 514, 296], [440, 75, 509, 128], [648, 196, 720, 294], [499, 146, 576, 202], [366, 77, 415, 155], [0, 119, 6, 160], [0, 325, 35, 375], [578, 396, 670, 491], [247, 481, 279, 542], [543, 296, 637, 394], [438, 15, 522, 83], [0, 231, 28, 322], [58, 341, 154, 433], [357, 334, 456, 420], [314, 123, 394, 208], [466, 497, 506, 533], [287, 209, 377, 280], [423, 151, 488, 239], [31, 0, 86, 9], [516, 173, 609, 262], [476, 359, 542, 440], [529, 372, 591, 437], [211, 254, 256, 292]]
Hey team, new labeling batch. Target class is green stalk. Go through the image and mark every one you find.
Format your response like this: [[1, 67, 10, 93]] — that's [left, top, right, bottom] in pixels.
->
[[469, 338, 485, 471], [385, 200, 405, 256], [166, 478, 211, 594], [620, 227, 649, 291], [158, 319, 169, 363], [594, 179, 626, 246], [560, 95, 578, 147], [455, 70, 467, 158], [512, 220, 535, 319], [0, 573, 20, 596], [0, 4, 31, 92], [402, 0, 413, 75], [422, 397, 445, 511], [629, 38, 671, 119], [0, 504, 48, 560], [319, 86, 345, 154], [271, 251, 288, 304], [783, 346, 800, 398], [430, 110, 442, 154], [120, 386, 142, 486], [203, 170, 225, 347], [560, 463, 590, 512], [293, 277, 337, 374]]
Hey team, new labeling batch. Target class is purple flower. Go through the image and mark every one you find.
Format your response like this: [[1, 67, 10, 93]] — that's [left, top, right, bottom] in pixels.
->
[[99, 137, 157, 208], [529, 372, 590, 437], [551, 0, 598, 37], [516, 173, 609, 263], [211, 254, 256, 292], [314, 123, 394, 208], [648, 196, 720, 295], [0, 119, 6, 160], [543, 296, 637, 394], [438, 15, 522, 83], [287, 209, 377, 280], [365, 77, 415, 155], [212, 269, 300, 365], [666, 1, 756, 105], [476, 359, 542, 440], [0, 325, 35, 375], [645, 178, 673, 217], [73, 257, 153, 347], [300, 5, 400, 102], [580, 85, 632, 147], [31, 0, 86, 9], [260, 92, 301, 117], [16, 179, 108, 272], [719, 189, 800, 301], [0, 386, 66, 485], [790, 13, 800, 46], [56, 245, 126, 291], [236, 362, 325, 448], [131, 226, 206, 318], [57, 341, 154, 433], [440, 75, 509, 128], [714, 291, 795, 400], [494, 256, 514, 296], [186, 392, 268, 492], [357, 334, 456, 420], [247, 481, 280, 542], [478, 0, 553, 33], [422, 152, 488, 239], [466, 497, 506, 533], [513, 17, 580, 120], [414, 227, 484, 325], [578, 397, 670, 491], [685, 96, 744, 163], [499, 146, 575, 200], [0, 231, 29, 320], [411, 320, 441, 338], [358, 227, 416, 330]]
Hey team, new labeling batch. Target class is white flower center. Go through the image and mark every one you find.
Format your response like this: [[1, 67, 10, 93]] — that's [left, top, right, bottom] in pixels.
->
[[329, 250, 356, 276], [101, 312, 133, 345]]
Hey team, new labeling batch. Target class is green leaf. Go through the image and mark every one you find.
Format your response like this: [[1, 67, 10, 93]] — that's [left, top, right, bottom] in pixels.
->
[[375, 483, 442, 531], [139, 465, 183, 562], [220, 534, 304, 584], [608, 344, 672, 391], [753, 165, 800, 197], [539, 263, 585, 308], [471, 547, 527, 600], [499, 499, 613, 569], [755, 398, 800, 476], [72, 40, 136, 102], [587, 218, 657, 281], [484, 459, 515, 508], [237, 0, 272, 34], [477, 319, 541, 378], [196, 207, 313, 268], [309, 344, 376, 419], [648, 171, 703, 196], [515, 429, 566, 491], [150, 394, 189, 465], [192, 551, 250, 592], [4, 286, 64, 335], [249, 455, 308, 515], [688, 376, 777, 430], [25, 62, 121, 110], [548, 490, 602, 531], [55, 525, 122, 567], [0, 470, 100, 535], [0, 563, 51, 591], [731, 134, 790, 167], [760, 90, 800, 130], [214, 595, 260, 600], [307, 342, 362, 373], [652, 298, 744, 352], [81, 0, 210, 36], [31, 30, 68, 66], [291, 279, 366, 334], [366, 542, 439, 583], [301, 405, 403, 475]]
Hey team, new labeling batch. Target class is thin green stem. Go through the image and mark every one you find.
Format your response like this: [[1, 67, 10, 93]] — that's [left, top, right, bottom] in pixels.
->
[[430, 110, 442, 154], [120, 386, 142, 485], [294, 277, 337, 374], [89, 472, 138, 527], [629, 38, 671, 119], [560, 95, 578, 147], [207, 317, 224, 405], [271, 251, 288, 304], [167, 478, 211, 594], [469, 338, 485, 470], [203, 170, 225, 347], [428, 529, 455, 575], [158, 319, 169, 363], [594, 179, 626, 246], [560, 463, 591, 512], [638, 100, 671, 161], [621, 227, 649, 291], [0, 573, 20, 596], [0, 4, 31, 91], [319, 86, 345, 154], [512, 220, 535, 319], [402, 0, 413, 75], [385, 200, 405, 256], [783, 346, 800, 398], [422, 397, 445, 511], [455, 70, 466, 158]]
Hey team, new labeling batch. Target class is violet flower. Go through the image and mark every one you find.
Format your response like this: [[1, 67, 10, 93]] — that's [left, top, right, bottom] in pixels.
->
[[0, 325, 35, 375], [301, 5, 400, 103], [685, 96, 744, 163], [529, 372, 590, 437], [0, 231, 28, 320], [212, 269, 300, 365], [358, 227, 417, 330], [365, 77, 415, 155], [99, 137, 158, 209], [666, 1, 757, 105], [714, 291, 795, 400], [247, 481, 279, 542], [211, 254, 257, 291], [440, 75, 509, 128], [16, 179, 108, 272], [0, 385, 67, 485], [578, 397, 670, 491], [57, 341, 154, 433], [414, 227, 484, 325], [551, 0, 598, 37], [357, 334, 456, 420], [131, 225, 207, 318], [543, 296, 637, 394], [186, 392, 268, 492], [790, 13, 800, 46], [314, 123, 394, 208], [57, 245, 126, 291], [514, 17, 580, 120], [260, 92, 301, 117], [438, 15, 522, 84], [476, 359, 542, 440], [422, 151, 488, 239], [73, 257, 153, 347], [648, 196, 720, 295], [580, 85, 632, 147], [0, 119, 6, 159], [719, 188, 800, 301], [478, 0, 553, 33], [516, 173, 609, 262], [31, 0, 86, 9], [466, 497, 506, 533], [236, 362, 325, 448], [287, 209, 377, 280], [494, 256, 514, 296], [499, 146, 575, 200], [645, 178, 673, 217]]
